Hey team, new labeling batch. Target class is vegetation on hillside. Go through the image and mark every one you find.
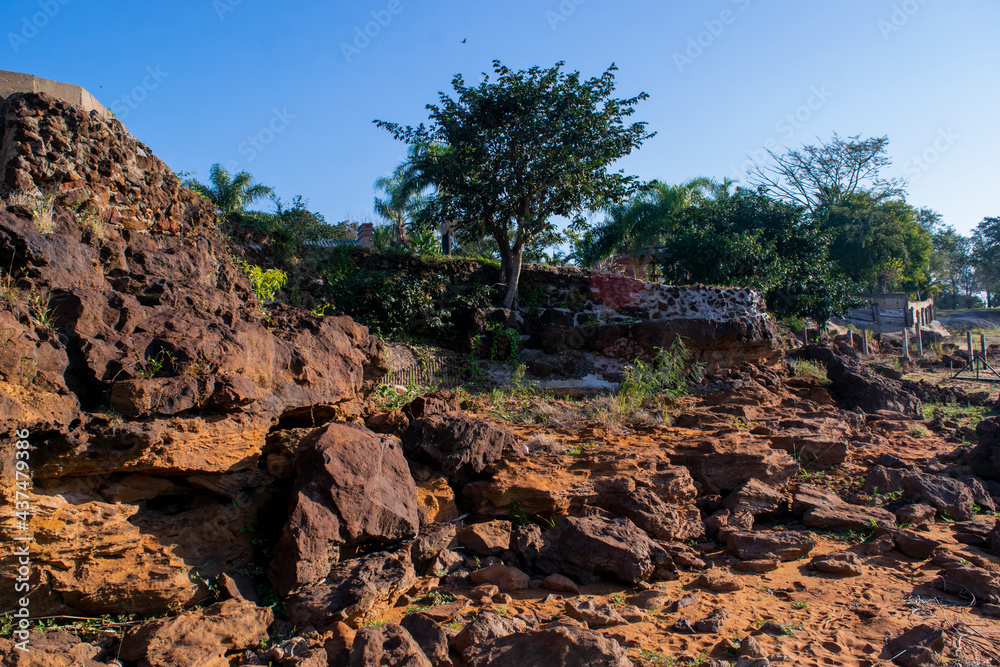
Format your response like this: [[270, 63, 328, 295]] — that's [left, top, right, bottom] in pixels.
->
[[183, 63, 998, 332], [375, 60, 654, 308]]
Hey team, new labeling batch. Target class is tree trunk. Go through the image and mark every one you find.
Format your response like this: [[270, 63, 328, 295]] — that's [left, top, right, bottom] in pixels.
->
[[501, 244, 523, 309]]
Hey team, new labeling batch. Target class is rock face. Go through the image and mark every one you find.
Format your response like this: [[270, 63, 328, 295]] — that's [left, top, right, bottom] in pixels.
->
[[792, 345, 922, 417], [402, 411, 519, 484], [269, 423, 419, 596], [0, 91, 384, 616], [536, 511, 671, 584], [462, 624, 633, 667], [118, 598, 273, 667]]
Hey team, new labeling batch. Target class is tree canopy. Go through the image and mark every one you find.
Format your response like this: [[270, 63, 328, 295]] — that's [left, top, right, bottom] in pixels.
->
[[746, 134, 906, 215], [375, 60, 653, 307], [186, 163, 274, 219]]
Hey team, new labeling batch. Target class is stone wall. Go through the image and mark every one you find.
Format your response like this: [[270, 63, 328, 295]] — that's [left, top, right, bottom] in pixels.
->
[[0, 69, 107, 116], [518, 270, 782, 372]]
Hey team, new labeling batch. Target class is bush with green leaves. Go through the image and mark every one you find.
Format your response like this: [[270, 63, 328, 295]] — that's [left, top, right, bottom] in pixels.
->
[[615, 337, 694, 415], [231, 256, 288, 306]]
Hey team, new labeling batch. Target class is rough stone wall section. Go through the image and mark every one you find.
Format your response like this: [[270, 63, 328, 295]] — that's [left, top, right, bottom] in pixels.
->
[[0, 69, 107, 116], [1, 91, 214, 234]]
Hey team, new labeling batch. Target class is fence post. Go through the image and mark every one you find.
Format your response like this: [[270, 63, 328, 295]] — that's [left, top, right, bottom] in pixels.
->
[[862, 332, 869, 356], [902, 327, 911, 362], [916, 326, 923, 357]]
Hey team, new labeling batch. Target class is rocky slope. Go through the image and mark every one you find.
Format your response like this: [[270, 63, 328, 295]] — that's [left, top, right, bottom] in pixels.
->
[[2, 90, 1000, 667]]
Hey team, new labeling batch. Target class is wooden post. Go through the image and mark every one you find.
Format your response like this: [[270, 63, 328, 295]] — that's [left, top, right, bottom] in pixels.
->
[[968, 331, 976, 379], [803, 326, 809, 345], [862, 332, 869, 356], [902, 327, 911, 362], [916, 326, 923, 357]]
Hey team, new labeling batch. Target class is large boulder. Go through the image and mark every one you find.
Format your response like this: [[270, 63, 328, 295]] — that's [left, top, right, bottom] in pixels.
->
[[270, 423, 419, 596], [668, 437, 800, 495], [285, 549, 416, 629], [793, 485, 896, 531], [864, 466, 975, 522], [118, 598, 273, 667], [970, 417, 1000, 481], [463, 624, 633, 667], [348, 624, 433, 667], [402, 411, 520, 485], [792, 345, 922, 417], [536, 510, 673, 584], [727, 530, 818, 561]]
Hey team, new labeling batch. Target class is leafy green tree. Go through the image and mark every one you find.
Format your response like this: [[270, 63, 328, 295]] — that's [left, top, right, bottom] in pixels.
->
[[822, 193, 932, 295], [929, 223, 979, 308], [576, 180, 696, 270], [186, 163, 273, 219], [376, 60, 653, 308], [653, 189, 855, 323], [973, 217, 1000, 307]]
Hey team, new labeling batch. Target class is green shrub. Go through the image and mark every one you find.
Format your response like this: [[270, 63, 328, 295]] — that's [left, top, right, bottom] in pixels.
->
[[615, 337, 693, 415], [231, 255, 288, 305]]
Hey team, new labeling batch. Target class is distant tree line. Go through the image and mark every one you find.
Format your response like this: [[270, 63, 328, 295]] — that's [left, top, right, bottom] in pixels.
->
[[185, 61, 999, 326]]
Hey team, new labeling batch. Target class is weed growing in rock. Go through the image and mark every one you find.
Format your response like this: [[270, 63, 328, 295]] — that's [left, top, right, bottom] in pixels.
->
[[911, 425, 930, 438], [231, 255, 288, 307], [635, 649, 676, 666], [615, 338, 693, 417], [27, 290, 53, 327], [508, 500, 530, 526], [790, 358, 828, 382], [0, 272, 21, 303]]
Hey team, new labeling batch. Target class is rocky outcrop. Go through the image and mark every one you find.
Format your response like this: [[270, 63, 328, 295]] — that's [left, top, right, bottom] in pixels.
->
[[535, 510, 674, 584], [792, 345, 922, 417], [118, 598, 273, 667], [462, 624, 633, 667], [0, 92, 384, 617], [269, 423, 419, 596]]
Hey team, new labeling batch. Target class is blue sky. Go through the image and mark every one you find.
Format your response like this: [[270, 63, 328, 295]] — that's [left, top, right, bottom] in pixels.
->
[[5, 0, 999, 235]]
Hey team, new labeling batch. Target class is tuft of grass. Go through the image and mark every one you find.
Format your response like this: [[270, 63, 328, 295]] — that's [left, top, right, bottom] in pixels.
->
[[28, 290, 54, 327], [790, 358, 829, 382], [910, 426, 930, 438]]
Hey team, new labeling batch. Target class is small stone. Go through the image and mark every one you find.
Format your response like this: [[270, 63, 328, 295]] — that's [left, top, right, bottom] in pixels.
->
[[697, 568, 744, 592], [739, 634, 766, 658], [541, 573, 580, 594]]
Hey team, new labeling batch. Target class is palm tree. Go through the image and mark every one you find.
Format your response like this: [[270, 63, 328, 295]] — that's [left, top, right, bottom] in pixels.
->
[[374, 143, 452, 250], [187, 164, 273, 219]]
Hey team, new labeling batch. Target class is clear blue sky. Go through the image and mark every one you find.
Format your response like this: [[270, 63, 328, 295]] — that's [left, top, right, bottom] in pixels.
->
[[5, 0, 998, 235]]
